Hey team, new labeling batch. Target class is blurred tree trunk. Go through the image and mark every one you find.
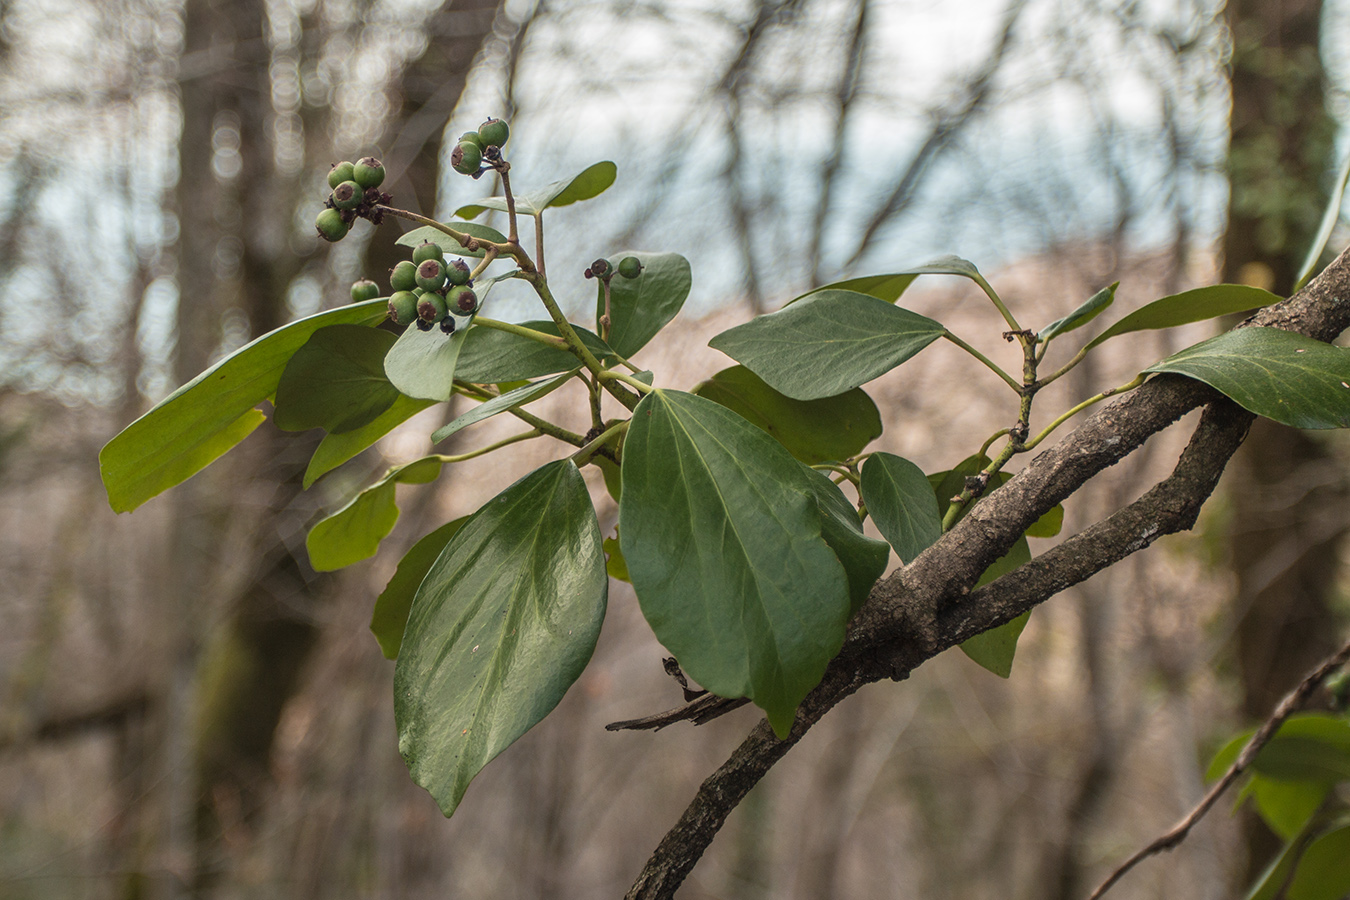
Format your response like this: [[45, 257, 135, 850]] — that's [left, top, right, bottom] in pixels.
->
[[1221, 0, 1344, 882]]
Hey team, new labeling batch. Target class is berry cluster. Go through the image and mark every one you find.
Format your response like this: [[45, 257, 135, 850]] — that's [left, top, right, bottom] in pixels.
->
[[451, 117, 510, 177], [384, 241, 478, 335], [586, 256, 644, 281], [315, 156, 391, 242]]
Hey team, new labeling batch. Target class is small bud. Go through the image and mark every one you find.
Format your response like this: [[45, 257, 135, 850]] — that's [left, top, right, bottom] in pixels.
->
[[451, 141, 483, 175], [618, 256, 643, 279], [439, 316, 457, 335], [315, 208, 349, 242], [390, 260, 419, 293], [590, 258, 613, 279], [350, 279, 380, 303], [478, 117, 509, 149], [416, 258, 448, 292], [328, 161, 355, 189], [331, 180, 363, 210], [353, 156, 385, 189], [417, 291, 449, 323], [388, 291, 419, 325], [412, 241, 445, 265], [445, 259, 471, 286], [451, 286, 478, 315]]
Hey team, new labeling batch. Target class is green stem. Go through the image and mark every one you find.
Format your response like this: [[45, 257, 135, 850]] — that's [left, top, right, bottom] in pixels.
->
[[942, 331, 1021, 392], [377, 204, 536, 274], [600, 370, 653, 394], [978, 428, 1011, 460], [972, 272, 1022, 335], [526, 274, 642, 409], [1022, 374, 1147, 452], [472, 316, 569, 349], [600, 277, 614, 342], [534, 212, 546, 280], [500, 165, 520, 247], [586, 371, 604, 431], [435, 429, 541, 463], [1035, 345, 1090, 390], [572, 419, 630, 466], [469, 247, 499, 281], [453, 381, 586, 447]]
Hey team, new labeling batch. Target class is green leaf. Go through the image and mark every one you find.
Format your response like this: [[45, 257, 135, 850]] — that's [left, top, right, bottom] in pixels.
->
[[1247, 822, 1350, 900], [431, 370, 576, 444], [1250, 776, 1330, 841], [1086, 284, 1280, 350], [860, 453, 942, 564], [798, 464, 890, 616], [395, 222, 509, 259], [303, 394, 437, 488], [1294, 150, 1350, 292], [273, 324, 399, 434], [370, 517, 468, 659], [709, 290, 945, 401], [603, 532, 630, 582], [454, 161, 618, 219], [596, 455, 622, 503], [928, 455, 1062, 537], [692, 365, 882, 464], [305, 457, 444, 571], [959, 536, 1032, 677], [1025, 503, 1064, 538], [1039, 283, 1117, 342], [99, 299, 388, 513], [395, 459, 606, 817], [456, 320, 612, 383], [793, 273, 920, 306], [1207, 714, 1350, 780], [1144, 327, 1350, 429], [384, 321, 468, 401], [597, 251, 692, 358], [619, 390, 850, 737]]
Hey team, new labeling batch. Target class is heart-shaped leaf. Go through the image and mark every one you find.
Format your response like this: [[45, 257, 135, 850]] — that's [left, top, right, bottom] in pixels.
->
[[620, 390, 850, 737], [370, 517, 468, 659], [1144, 327, 1350, 429], [455, 320, 612, 383], [384, 322, 468, 401], [1038, 282, 1117, 343], [100, 299, 388, 513], [860, 452, 941, 564], [1086, 284, 1280, 350], [596, 251, 692, 358], [454, 161, 618, 219], [396, 459, 607, 816], [431, 370, 576, 444], [273, 324, 399, 434], [396, 222, 510, 259], [709, 290, 945, 400], [692, 365, 882, 464], [303, 394, 437, 488], [306, 456, 443, 571]]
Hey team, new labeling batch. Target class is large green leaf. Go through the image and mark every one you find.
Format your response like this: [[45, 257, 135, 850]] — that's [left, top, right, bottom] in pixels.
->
[[370, 517, 468, 660], [860, 452, 941, 564], [456, 320, 612, 383], [395, 460, 607, 817], [620, 390, 851, 737], [959, 537, 1032, 677], [596, 251, 692, 358], [793, 273, 920, 305], [1085, 284, 1280, 350], [454, 161, 618, 218], [1249, 776, 1330, 841], [1038, 283, 1117, 343], [431, 370, 576, 444], [1144, 327, 1350, 429], [708, 290, 945, 401], [798, 464, 890, 616], [384, 321, 468, 401], [273, 324, 399, 434], [1207, 714, 1350, 780], [692, 365, 882, 464], [1247, 822, 1350, 900], [303, 394, 437, 488], [100, 299, 388, 513], [395, 222, 509, 259], [305, 457, 444, 571]]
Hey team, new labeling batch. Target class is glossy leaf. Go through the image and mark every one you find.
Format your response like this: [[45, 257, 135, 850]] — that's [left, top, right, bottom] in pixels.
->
[[1039, 282, 1117, 342], [395, 222, 509, 259], [384, 321, 468, 401], [1086, 284, 1280, 350], [100, 299, 388, 513], [431, 370, 576, 444], [273, 324, 399, 434], [619, 390, 850, 737], [303, 394, 437, 488], [596, 251, 692, 358], [959, 537, 1032, 677], [370, 517, 467, 659], [860, 453, 942, 564], [395, 460, 607, 817], [454, 161, 618, 218], [1145, 327, 1350, 429], [456, 320, 612, 383], [709, 290, 945, 401], [692, 365, 882, 464], [306, 457, 443, 572], [799, 464, 890, 615]]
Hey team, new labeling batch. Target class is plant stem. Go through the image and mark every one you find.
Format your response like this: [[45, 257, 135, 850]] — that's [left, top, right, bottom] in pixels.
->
[[978, 428, 1011, 460], [586, 371, 604, 431], [525, 274, 642, 409], [972, 272, 1023, 336], [453, 381, 586, 447], [600, 370, 654, 394], [1023, 374, 1147, 451], [534, 212, 546, 280], [1035, 345, 1090, 390], [572, 419, 630, 466], [469, 247, 499, 281], [500, 165, 519, 246], [600, 278, 613, 342], [472, 316, 569, 349], [942, 331, 1021, 391], [375, 204, 536, 274], [435, 429, 541, 463]]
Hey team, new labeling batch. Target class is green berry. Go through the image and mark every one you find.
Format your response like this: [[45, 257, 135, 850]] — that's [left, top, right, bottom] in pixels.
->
[[353, 156, 385, 189], [589, 258, 613, 279], [390, 260, 418, 293], [459, 131, 485, 150], [388, 291, 419, 325], [412, 241, 444, 265], [445, 259, 471, 286], [450, 286, 478, 315], [416, 259, 447, 292], [451, 141, 483, 175], [618, 256, 643, 279], [417, 292, 449, 323], [331, 180, 363, 210], [350, 279, 380, 303], [315, 208, 349, 242], [439, 316, 457, 335], [478, 117, 509, 148], [328, 161, 355, 189]]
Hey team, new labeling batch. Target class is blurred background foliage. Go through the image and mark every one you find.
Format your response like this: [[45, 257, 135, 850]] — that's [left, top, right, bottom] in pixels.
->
[[0, 0, 1348, 897]]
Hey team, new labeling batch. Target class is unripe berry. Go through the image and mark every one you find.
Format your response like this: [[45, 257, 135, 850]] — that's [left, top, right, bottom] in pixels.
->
[[618, 256, 643, 279], [315, 208, 349, 242], [328, 161, 355, 189], [331, 180, 363, 210], [388, 291, 419, 325], [445, 259, 471, 286], [417, 291, 449, 323], [390, 260, 418, 293], [412, 241, 444, 265], [350, 279, 380, 303], [439, 316, 457, 335], [353, 156, 385, 189], [451, 140, 482, 175], [416, 258, 447, 292], [450, 286, 478, 315], [478, 117, 509, 149], [589, 258, 613, 279], [459, 131, 485, 150]]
